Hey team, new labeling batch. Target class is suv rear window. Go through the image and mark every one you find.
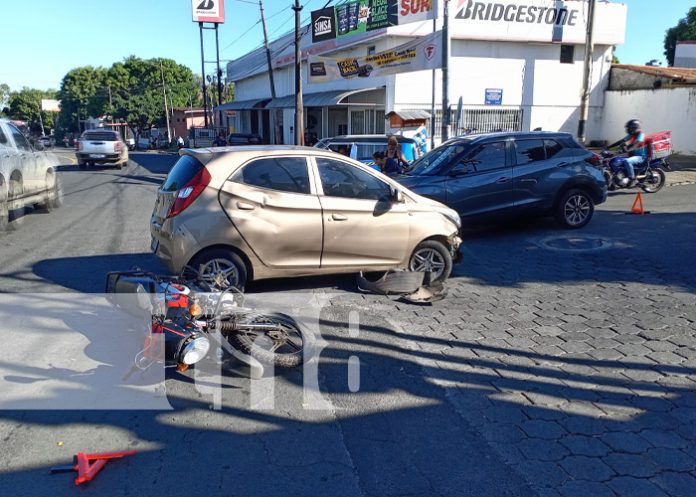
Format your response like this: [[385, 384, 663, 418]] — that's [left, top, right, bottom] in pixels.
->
[[83, 131, 118, 141], [161, 155, 205, 192]]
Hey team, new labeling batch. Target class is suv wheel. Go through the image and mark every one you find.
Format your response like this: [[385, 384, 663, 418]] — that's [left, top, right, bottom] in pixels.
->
[[189, 248, 248, 291], [556, 188, 594, 229], [408, 240, 453, 283]]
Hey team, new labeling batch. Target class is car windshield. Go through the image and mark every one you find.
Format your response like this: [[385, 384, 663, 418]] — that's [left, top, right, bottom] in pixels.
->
[[406, 143, 468, 176]]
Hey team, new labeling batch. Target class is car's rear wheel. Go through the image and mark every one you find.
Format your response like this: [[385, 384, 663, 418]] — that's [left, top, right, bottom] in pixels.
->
[[556, 188, 594, 229], [408, 240, 453, 283], [35, 172, 63, 212], [189, 248, 248, 291]]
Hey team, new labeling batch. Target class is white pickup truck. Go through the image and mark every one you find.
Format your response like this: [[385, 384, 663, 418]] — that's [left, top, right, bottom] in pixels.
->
[[76, 129, 129, 169], [0, 119, 62, 230]]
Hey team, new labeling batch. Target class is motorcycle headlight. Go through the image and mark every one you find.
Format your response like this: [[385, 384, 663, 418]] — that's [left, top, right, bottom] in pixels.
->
[[434, 205, 461, 229], [179, 334, 210, 365]]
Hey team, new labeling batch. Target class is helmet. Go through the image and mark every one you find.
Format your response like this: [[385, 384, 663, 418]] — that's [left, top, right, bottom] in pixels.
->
[[625, 119, 641, 134]]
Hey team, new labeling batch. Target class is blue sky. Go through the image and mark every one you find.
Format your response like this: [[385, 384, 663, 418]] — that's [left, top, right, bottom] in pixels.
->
[[0, 0, 692, 92]]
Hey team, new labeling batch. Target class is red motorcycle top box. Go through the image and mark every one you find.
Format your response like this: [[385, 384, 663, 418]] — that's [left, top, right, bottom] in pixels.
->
[[646, 131, 672, 159]]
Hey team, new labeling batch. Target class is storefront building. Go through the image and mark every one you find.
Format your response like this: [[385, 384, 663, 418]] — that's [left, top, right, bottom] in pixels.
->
[[223, 0, 627, 145]]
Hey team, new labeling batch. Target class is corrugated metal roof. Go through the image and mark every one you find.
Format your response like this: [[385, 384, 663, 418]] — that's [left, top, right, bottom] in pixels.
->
[[613, 64, 696, 83], [266, 88, 382, 109], [386, 110, 431, 120], [216, 99, 270, 111]]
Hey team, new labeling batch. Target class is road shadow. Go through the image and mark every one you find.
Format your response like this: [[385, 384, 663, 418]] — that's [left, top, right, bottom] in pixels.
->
[[0, 300, 695, 496]]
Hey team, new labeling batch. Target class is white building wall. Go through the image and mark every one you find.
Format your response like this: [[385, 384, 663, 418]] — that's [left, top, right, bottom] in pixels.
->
[[600, 88, 696, 155], [393, 41, 612, 140]]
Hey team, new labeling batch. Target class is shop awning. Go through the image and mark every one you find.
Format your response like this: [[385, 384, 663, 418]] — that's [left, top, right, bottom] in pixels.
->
[[216, 98, 271, 111], [266, 88, 384, 109], [385, 110, 431, 120]]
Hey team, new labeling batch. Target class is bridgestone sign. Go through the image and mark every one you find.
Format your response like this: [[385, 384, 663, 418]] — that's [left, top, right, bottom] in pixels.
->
[[457, 0, 579, 26], [452, 0, 626, 45]]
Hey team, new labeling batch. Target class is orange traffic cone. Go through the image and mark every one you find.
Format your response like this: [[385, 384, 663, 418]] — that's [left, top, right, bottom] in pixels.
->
[[630, 192, 648, 215]]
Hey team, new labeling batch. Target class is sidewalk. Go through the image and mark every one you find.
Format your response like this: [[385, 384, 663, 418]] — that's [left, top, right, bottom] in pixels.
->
[[668, 154, 696, 185]]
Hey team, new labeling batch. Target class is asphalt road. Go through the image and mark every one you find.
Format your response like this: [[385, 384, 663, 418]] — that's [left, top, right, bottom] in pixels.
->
[[1, 150, 696, 496]]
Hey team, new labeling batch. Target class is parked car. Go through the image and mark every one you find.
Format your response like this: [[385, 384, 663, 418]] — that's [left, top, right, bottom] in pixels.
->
[[37, 136, 55, 149], [397, 131, 607, 229], [150, 146, 462, 289], [75, 129, 129, 169], [315, 135, 421, 167], [0, 119, 62, 229], [227, 133, 263, 145]]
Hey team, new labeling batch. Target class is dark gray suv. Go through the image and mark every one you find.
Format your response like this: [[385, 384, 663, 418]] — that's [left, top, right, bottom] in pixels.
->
[[397, 131, 607, 229]]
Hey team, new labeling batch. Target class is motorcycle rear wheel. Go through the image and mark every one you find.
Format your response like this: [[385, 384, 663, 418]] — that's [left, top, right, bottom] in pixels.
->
[[641, 169, 666, 193], [226, 312, 312, 368]]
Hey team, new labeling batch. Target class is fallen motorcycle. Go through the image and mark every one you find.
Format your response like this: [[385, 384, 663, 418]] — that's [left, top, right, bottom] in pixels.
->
[[105, 270, 311, 377]]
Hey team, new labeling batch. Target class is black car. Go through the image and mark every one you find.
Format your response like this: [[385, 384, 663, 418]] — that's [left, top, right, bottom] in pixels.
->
[[227, 133, 263, 145], [397, 131, 607, 229]]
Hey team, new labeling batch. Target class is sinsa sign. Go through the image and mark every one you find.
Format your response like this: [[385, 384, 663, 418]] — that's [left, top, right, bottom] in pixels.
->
[[452, 0, 626, 45]]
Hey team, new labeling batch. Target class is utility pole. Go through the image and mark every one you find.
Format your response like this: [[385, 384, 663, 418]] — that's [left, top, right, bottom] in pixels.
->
[[260, 0, 277, 99], [430, 17, 436, 149], [260, 0, 279, 143], [160, 59, 171, 143], [577, 0, 597, 144], [293, 0, 304, 146], [441, 0, 450, 142], [199, 22, 209, 127], [215, 24, 224, 131]]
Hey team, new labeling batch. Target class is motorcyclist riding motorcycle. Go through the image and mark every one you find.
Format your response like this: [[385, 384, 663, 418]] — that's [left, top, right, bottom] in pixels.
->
[[605, 119, 648, 188]]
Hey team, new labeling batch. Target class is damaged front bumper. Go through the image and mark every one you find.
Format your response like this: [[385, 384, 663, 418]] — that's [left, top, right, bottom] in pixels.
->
[[449, 233, 463, 263]]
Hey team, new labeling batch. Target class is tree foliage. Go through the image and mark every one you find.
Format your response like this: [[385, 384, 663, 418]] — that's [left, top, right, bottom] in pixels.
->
[[7, 87, 58, 134], [57, 57, 200, 137], [0, 83, 10, 116], [664, 7, 696, 66]]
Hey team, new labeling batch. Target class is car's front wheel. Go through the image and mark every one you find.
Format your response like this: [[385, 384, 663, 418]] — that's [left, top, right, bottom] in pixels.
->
[[189, 248, 248, 291], [556, 188, 595, 229], [408, 240, 453, 283]]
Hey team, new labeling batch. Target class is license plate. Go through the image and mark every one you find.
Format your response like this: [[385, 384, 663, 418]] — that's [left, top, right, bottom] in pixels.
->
[[90, 154, 106, 158], [150, 238, 159, 253]]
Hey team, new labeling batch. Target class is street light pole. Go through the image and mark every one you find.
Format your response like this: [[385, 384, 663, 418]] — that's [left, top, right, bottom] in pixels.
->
[[441, 0, 450, 142], [293, 0, 304, 146], [199, 22, 209, 127], [577, 0, 597, 143]]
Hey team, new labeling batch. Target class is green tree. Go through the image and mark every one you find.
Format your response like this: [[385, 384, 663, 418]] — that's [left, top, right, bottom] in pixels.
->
[[7, 87, 58, 134], [0, 83, 10, 116], [58, 66, 107, 133], [664, 7, 696, 66]]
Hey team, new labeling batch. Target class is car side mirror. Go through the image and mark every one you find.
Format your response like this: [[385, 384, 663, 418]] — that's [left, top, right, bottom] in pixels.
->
[[391, 188, 404, 203]]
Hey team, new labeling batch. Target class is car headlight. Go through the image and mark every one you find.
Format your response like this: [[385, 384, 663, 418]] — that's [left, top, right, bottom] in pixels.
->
[[178, 334, 210, 365], [433, 205, 461, 229]]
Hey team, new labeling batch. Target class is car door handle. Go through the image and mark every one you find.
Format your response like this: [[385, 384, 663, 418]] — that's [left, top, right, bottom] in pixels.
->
[[332, 214, 348, 221], [236, 201, 255, 210], [557, 162, 570, 167], [496, 177, 510, 184]]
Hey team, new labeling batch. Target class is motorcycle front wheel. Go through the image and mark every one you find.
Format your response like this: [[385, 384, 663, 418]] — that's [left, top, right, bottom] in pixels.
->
[[226, 312, 312, 368], [641, 169, 666, 193]]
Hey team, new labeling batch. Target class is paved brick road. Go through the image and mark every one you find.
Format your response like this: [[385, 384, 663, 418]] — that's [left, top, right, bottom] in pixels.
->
[[327, 186, 696, 496]]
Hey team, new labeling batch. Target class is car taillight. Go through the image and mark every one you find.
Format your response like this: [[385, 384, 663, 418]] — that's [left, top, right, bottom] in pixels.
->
[[115, 142, 122, 152], [75, 141, 81, 151], [167, 168, 211, 218], [587, 154, 602, 167]]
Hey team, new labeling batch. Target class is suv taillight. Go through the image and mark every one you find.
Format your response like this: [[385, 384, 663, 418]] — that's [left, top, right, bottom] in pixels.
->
[[167, 168, 211, 218], [115, 142, 122, 152], [75, 140, 81, 151], [587, 153, 602, 167]]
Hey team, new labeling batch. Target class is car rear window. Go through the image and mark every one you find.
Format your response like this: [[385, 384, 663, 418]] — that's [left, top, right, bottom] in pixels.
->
[[231, 157, 310, 194], [83, 131, 118, 141], [161, 155, 205, 192]]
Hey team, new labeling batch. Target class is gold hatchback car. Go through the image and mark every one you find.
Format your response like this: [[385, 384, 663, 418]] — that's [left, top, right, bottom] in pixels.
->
[[150, 146, 461, 289]]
